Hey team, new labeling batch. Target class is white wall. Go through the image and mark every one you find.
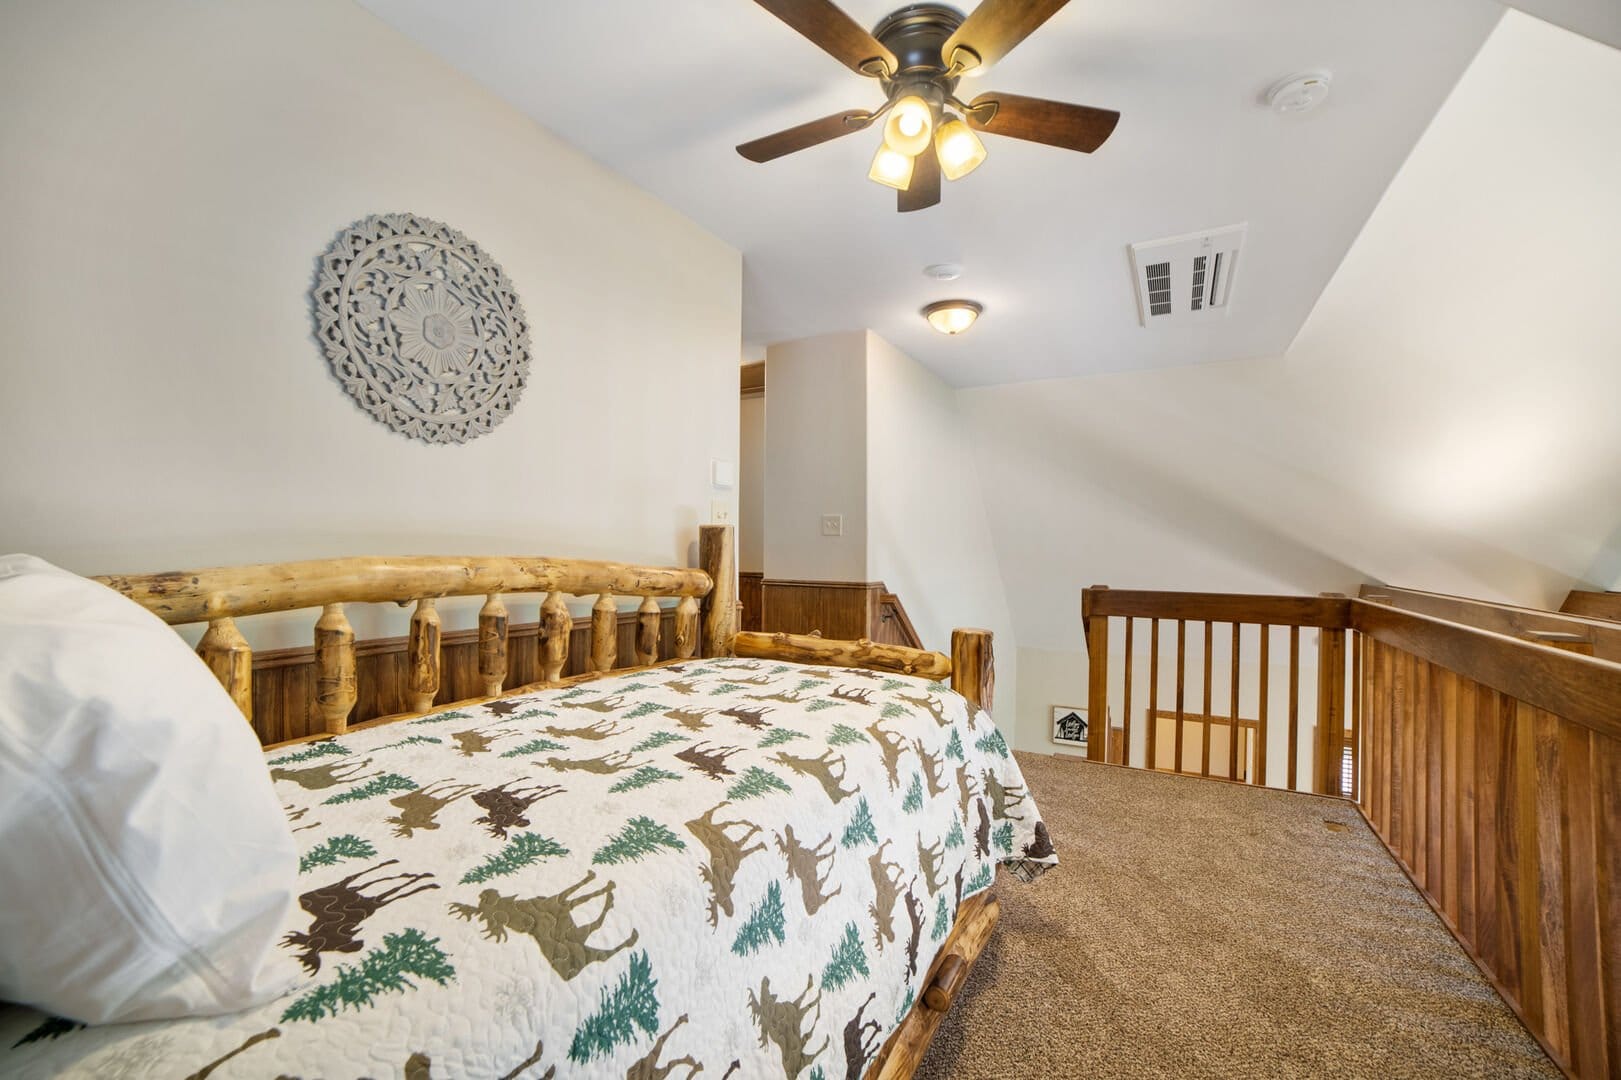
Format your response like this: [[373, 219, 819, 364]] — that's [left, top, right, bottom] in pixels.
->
[[739, 390, 765, 574], [0, 0, 740, 644], [978, 11, 1621, 752], [865, 332, 1019, 732], [762, 331, 868, 581]]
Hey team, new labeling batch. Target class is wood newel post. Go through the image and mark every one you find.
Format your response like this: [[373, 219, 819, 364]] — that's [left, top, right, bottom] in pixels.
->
[[197, 616, 252, 723], [591, 593, 618, 673], [313, 602, 356, 735], [541, 590, 570, 682], [1314, 592, 1348, 795], [1086, 586, 1110, 762], [407, 597, 441, 713], [699, 524, 737, 658], [477, 593, 509, 697], [673, 596, 700, 659], [950, 628, 994, 715], [635, 595, 661, 666]]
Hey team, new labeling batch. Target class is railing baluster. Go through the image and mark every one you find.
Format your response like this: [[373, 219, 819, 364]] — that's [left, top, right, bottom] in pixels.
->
[[1121, 617, 1134, 769], [541, 591, 570, 682], [1147, 619, 1160, 771], [635, 595, 661, 666], [1257, 623, 1270, 786], [674, 596, 700, 659], [1229, 621, 1241, 781], [197, 616, 252, 724], [408, 597, 441, 712], [1352, 629, 1363, 804], [1314, 595, 1348, 796], [1288, 625, 1301, 790], [591, 593, 617, 673], [478, 593, 508, 697], [314, 602, 356, 735], [1175, 621, 1187, 774], [1201, 620, 1214, 778]]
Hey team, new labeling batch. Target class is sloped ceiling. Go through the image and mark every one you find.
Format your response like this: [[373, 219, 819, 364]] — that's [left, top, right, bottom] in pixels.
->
[[964, 11, 1621, 648], [359, 0, 1500, 387]]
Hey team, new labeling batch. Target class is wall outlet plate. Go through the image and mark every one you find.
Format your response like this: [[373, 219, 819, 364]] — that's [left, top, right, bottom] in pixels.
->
[[820, 514, 843, 536], [711, 500, 733, 525]]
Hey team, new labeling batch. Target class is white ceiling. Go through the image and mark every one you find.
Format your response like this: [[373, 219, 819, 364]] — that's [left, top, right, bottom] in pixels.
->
[[359, 0, 1503, 386]]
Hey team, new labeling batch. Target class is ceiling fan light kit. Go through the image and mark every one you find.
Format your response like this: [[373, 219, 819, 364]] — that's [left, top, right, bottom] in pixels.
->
[[739, 0, 1119, 211], [923, 299, 983, 335], [869, 144, 916, 190]]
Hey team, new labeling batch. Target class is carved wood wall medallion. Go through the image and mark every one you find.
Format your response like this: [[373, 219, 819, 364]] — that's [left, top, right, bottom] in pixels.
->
[[313, 213, 531, 444]]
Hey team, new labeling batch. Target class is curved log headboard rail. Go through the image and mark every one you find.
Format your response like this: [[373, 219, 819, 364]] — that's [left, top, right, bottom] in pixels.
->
[[92, 527, 738, 737]]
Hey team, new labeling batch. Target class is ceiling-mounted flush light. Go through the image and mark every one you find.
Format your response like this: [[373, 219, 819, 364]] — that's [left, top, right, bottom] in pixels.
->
[[922, 299, 982, 335], [882, 94, 934, 157], [933, 118, 987, 180], [868, 144, 915, 190]]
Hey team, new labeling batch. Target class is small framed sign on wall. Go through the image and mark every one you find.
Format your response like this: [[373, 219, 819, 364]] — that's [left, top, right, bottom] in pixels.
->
[[1052, 705, 1089, 750]]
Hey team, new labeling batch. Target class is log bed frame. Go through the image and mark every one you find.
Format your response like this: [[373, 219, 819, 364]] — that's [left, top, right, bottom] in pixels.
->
[[93, 525, 998, 1080]]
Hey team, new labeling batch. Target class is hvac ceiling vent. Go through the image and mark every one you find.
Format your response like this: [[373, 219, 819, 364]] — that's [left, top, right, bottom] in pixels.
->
[[1129, 224, 1246, 327]]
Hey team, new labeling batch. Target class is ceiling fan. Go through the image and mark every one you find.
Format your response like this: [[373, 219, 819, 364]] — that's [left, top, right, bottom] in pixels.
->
[[736, 0, 1120, 212]]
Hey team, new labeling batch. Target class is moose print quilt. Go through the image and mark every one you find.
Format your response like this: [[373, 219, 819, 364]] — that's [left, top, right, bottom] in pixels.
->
[[0, 658, 1056, 1079]]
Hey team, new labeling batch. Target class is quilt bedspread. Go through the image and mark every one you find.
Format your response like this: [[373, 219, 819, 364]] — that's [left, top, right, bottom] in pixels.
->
[[0, 658, 1056, 1079]]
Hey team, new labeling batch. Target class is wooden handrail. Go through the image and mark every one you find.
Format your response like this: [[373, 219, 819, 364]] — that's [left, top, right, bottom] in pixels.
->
[[1364, 584, 1621, 662], [1082, 586, 1351, 638], [1562, 588, 1621, 623]]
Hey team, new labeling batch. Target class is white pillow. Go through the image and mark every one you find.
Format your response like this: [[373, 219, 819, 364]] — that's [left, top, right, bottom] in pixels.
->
[[0, 554, 302, 1024]]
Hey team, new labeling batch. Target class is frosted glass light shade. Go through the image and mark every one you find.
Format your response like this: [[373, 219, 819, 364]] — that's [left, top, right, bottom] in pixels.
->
[[868, 145, 915, 190], [934, 118, 987, 180], [922, 299, 983, 335], [882, 95, 934, 157]]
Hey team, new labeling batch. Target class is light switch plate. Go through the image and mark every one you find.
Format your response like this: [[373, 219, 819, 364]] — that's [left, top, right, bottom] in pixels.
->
[[820, 514, 843, 537]]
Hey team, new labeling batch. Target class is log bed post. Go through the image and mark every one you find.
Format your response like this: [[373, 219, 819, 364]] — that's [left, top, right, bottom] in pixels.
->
[[635, 595, 661, 666], [407, 597, 441, 712], [477, 593, 509, 697], [699, 524, 737, 658], [950, 628, 994, 715], [313, 603, 356, 735], [540, 591, 570, 683], [197, 617, 252, 723], [591, 593, 618, 673]]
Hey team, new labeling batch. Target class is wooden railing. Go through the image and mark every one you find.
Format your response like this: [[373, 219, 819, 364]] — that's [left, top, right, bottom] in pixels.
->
[[1081, 587, 1353, 794], [1083, 584, 1621, 1076]]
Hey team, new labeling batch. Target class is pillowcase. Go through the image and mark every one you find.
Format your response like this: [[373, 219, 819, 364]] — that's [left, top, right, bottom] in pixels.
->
[[0, 554, 302, 1024]]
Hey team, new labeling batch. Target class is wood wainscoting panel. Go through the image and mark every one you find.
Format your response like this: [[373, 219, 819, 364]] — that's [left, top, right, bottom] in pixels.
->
[[760, 579, 884, 641], [739, 572, 763, 632], [250, 609, 686, 745]]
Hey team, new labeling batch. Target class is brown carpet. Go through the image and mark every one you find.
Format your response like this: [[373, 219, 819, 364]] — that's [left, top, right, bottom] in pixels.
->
[[916, 753, 1558, 1079]]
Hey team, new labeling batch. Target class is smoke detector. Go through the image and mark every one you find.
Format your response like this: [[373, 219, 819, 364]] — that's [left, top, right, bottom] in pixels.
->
[[1128, 225, 1246, 328], [1267, 72, 1331, 114]]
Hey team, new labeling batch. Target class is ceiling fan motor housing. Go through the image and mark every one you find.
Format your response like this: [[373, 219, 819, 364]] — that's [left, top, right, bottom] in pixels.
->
[[873, 3, 967, 83]]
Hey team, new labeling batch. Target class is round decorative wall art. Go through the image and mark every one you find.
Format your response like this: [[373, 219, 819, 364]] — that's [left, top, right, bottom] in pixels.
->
[[313, 213, 531, 444]]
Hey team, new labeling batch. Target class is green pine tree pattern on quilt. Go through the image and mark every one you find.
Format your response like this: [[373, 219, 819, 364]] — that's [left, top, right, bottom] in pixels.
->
[[0, 658, 1056, 1079]]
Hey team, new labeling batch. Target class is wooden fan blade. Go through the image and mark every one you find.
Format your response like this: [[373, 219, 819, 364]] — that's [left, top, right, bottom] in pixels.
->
[[943, 0, 1070, 73], [736, 109, 875, 163], [751, 0, 898, 77], [964, 92, 1119, 152], [898, 145, 941, 212]]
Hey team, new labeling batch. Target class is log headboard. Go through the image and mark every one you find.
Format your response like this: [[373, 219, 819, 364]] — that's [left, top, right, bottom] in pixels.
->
[[94, 525, 739, 741]]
